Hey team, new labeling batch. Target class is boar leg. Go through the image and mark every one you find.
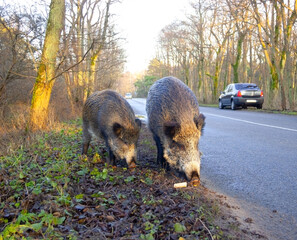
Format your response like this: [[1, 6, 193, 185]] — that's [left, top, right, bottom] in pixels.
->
[[107, 147, 116, 166], [82, 142, 90, 155], [101, 131, 116, 166], [153, 135, 163, 165], [153, 135, 169, 170], [82, 124, 91, 155], [105, 141, 116, 166]]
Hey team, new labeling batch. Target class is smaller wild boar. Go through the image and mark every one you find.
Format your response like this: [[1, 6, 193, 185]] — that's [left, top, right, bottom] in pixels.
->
[[146, 76, 205, 185], [82, 90, 141, 168]]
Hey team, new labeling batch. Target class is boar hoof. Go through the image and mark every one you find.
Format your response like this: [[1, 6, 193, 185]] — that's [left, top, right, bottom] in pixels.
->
[[190, 177, 200, 187]]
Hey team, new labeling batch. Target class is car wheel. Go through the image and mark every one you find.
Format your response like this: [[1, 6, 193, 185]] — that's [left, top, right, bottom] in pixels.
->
[[219, 100, 224, 109], [231, 100, 237, 110], [257, 104, 262, 109]]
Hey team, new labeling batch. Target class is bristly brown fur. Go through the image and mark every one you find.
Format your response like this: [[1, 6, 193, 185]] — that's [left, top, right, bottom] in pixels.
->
[[82, 90, 141, 167], [146, 76, 205, 181]]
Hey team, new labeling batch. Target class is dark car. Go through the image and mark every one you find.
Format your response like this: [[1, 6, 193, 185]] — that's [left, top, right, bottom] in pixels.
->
[[219, 83, 264, 110]]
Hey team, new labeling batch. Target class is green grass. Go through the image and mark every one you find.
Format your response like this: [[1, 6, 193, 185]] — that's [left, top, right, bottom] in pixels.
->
[[0, 120, 84, 239], [0, 118, 240, 239]]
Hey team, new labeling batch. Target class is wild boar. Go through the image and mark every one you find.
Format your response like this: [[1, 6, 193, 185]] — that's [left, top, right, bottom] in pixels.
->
[[146, 76, 205, 185], [82, 90, 141, 168]]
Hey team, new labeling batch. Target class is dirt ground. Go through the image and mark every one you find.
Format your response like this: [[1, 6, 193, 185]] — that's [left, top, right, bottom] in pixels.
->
[[135, 124, 268, 240], [0, 121, 269, 239]]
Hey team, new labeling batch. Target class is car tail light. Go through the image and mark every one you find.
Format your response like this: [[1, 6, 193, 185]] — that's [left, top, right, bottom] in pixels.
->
[[261, 91, 264, 97], [237, 91, 242, 97]]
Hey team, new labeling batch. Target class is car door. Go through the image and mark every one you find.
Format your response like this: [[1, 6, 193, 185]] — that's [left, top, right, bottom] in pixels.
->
[[225, 84, 233, 105], [221, 85, 230, 105]]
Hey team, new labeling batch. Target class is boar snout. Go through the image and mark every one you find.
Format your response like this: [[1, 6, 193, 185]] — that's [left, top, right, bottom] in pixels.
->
[[127, 156, 136, 168], [190, 172, 200, 186], [177, 168, 200, 186], [121, 144, 138, 169]]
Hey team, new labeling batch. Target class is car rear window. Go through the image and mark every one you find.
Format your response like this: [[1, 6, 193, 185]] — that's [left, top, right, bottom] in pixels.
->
[[235, 84, 258, 90]]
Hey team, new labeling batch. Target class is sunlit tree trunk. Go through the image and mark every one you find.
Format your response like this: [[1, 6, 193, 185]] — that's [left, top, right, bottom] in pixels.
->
[[89, 54, 99, 92], [29, 0, 65, 131], [77, 0, 88, 103]]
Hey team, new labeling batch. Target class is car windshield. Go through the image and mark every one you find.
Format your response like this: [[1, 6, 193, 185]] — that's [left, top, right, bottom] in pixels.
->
[[235, 84, 258, 90]]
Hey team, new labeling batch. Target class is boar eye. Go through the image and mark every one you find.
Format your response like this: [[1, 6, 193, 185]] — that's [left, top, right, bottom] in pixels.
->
[[170, 141, 185, 151], [119, 138, 128, 144], [164, 121, 180, 139], [113, 123, 123, 137]]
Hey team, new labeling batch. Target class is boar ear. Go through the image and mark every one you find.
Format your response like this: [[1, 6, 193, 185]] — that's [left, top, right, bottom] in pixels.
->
[[135, 118, 142, 128], [113, 123, 123, 137], [194, 113, 205, 132], [164, 121, 180, 139]]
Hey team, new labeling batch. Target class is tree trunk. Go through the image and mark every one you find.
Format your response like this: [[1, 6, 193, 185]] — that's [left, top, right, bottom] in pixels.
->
[[232, 33, 245, 83], [76, 0, 86, 102], [212, 42, 227, 102], [249, 35, 253, 83], [29, 0, 65, 131], [64, 72, 76, 114], [277, 0, 297, 110], [242, 37, 248, 82], [89, 54, 98, 94]]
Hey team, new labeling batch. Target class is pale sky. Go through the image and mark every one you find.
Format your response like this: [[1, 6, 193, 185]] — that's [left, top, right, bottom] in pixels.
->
[[113, 0, 190, 73]]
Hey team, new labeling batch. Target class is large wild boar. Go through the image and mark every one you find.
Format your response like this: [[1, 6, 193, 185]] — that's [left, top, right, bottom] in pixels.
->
[[146, 76, 205, 185], [82, 90, 141, 168]]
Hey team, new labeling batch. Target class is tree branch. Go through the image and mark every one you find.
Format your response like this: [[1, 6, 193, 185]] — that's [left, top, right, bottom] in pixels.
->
[[49, 40, 95, 83]]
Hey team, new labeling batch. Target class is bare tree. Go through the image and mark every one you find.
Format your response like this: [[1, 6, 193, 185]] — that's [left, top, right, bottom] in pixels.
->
[[0, 4, 45, 114], [207, 2, 233, 101], [60, 0, 123, 107], [149, 0, 297, 110], [250, 0, 297, 110], [226, 0, 253, 83], [29, 0, 65, 130], [186, 0, 210, 100]]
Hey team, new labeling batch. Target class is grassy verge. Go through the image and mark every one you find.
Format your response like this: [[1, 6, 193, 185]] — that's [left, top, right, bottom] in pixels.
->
[[0, 119, 251, 239]]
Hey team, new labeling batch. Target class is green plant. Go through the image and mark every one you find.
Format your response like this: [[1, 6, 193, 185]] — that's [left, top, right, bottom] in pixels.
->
[[1, 210, 65, 239], [174, 222, 186, 233], [91, 168, 109, 181], [142, 195, 162, 205], [141, 177, 153, 185]]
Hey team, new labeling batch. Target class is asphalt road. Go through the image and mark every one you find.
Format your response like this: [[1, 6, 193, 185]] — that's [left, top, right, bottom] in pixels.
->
[[127, 98, 297, 239]]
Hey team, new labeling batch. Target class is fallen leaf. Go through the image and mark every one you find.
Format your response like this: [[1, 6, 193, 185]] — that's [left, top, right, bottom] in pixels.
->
[[106, 215, 115, 222]]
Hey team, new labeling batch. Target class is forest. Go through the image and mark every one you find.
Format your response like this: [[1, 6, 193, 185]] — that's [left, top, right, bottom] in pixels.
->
[[144, 0, 297, 111], [0, 0, 125, 133], [0, 0, 296, 135]]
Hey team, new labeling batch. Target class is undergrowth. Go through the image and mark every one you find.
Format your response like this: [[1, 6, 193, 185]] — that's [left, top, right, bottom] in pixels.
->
[[0, 119, 233, 239]]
